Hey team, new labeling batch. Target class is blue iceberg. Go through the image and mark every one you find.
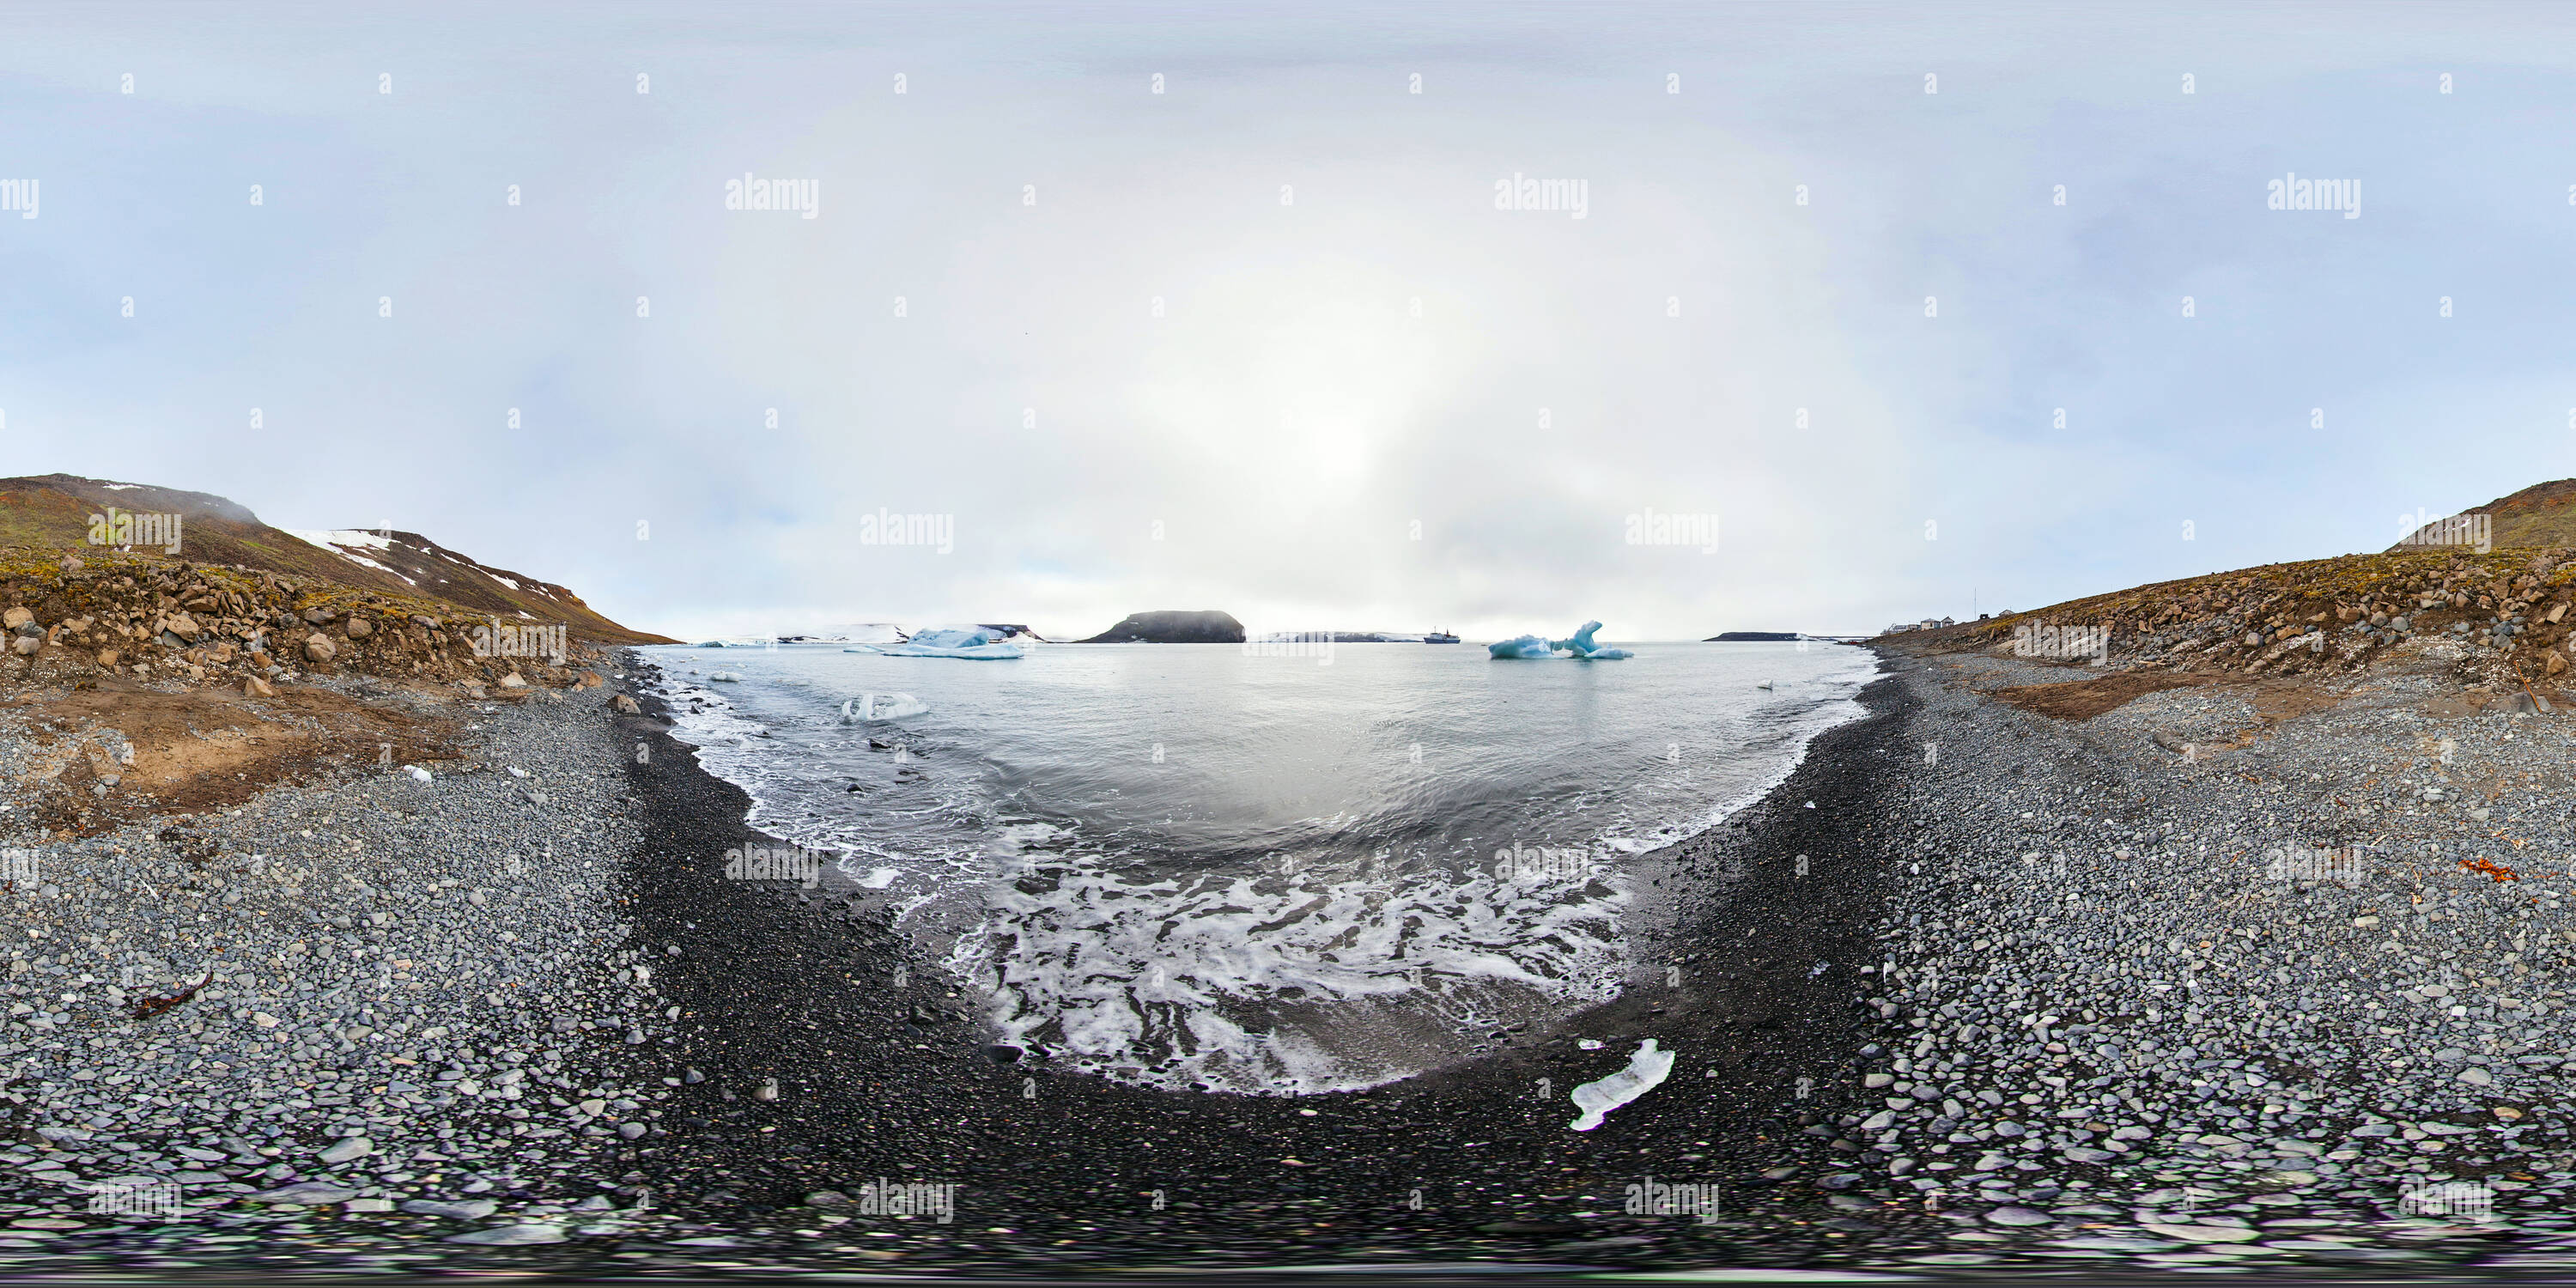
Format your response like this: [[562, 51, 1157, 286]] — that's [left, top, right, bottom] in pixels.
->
[[846, 624, 1030, 660], [1487, 621, 1632, 660]]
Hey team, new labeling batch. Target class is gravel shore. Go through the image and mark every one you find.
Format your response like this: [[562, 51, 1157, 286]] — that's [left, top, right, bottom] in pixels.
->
[[9, 640, 2576, 1278], [0, 676, 670, 1271]]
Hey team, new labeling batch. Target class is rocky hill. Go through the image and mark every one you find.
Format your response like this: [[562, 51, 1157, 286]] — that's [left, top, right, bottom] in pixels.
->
[[2387, 477, 2576, 552], [1893, 544, 2576, 707], [0, 536, 647, 695], [1077, 610, 1246, 643], [0, 474, 670, 645]]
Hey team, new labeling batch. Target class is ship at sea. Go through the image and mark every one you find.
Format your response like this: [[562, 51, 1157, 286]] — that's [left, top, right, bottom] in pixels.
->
[[1423, 629, 1460, 643]]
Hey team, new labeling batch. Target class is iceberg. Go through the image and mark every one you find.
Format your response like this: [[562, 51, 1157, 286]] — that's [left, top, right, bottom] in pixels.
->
[[840, 692, 928, 723], [845, 624, 1030, 660], [1567, 1037, 1674, 1131], [707, 671, 744, 683], [1486, 620, 1633, 660]]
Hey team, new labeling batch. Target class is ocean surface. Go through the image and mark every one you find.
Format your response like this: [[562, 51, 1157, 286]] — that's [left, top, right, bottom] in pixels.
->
[[641, 639, 1878, 1095]]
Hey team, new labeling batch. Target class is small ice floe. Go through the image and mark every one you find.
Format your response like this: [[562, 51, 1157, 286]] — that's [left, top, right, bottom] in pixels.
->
[[1757, 681, 1774, 690], [840, 692, 929, 723], [859, 867, 898, 890], [1577, 1038, 1605, 1051], [708, 672, 743, 683], [1568, 1037, 1674, 1132]]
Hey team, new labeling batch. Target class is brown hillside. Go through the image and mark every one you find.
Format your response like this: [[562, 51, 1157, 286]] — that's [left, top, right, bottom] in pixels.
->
[[1886, 545, 2576, 702], [0, 474, 671, 644], [2387, 478, 2576, 552]]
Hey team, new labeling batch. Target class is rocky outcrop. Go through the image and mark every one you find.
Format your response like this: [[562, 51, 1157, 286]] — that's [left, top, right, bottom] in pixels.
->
[[0, 474, 673, 644], [2388, 478, 2576, 552], [1910, 544, 2576, 696], [1076, 611, 1245, 644], [0, 549, 611, 695]]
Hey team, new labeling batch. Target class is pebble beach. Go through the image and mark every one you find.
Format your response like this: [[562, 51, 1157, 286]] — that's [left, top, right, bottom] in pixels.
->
[[3, 634, 2576, 1278]]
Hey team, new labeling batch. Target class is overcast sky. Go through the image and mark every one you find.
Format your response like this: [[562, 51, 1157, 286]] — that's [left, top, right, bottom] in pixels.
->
[[6, 2, 2576, 641]]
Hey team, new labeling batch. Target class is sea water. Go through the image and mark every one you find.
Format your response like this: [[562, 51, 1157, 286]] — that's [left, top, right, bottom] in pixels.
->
[[643, 640, 1876, 1094]]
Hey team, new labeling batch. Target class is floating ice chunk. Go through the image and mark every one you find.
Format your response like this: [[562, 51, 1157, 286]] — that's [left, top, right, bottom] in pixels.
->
[[859, 867, 898, 889], [708, 671, 743, 683], [1555, 621, 1631, 659], [1489, 621, 1631, 659], [847, 624, 1028, 659], [912, 625, 999, 649], [840, 692, 929, 723], [1567, 1037, 1674, 1131]]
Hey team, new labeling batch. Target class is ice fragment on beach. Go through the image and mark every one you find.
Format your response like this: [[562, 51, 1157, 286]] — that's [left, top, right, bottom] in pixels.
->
[[403, 766, 432, 783], [1568, 1037, 1674, 1131], [841, 692, 929, 723]]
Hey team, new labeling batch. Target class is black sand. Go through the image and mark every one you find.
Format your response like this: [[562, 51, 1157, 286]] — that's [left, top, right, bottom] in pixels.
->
[[602, 654, 1932, 1270]]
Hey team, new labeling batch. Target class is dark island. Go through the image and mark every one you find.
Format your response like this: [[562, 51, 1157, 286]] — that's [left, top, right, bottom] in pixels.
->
[[1077, 610, 1246, 643], [1706, 631, 1801, 641]]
